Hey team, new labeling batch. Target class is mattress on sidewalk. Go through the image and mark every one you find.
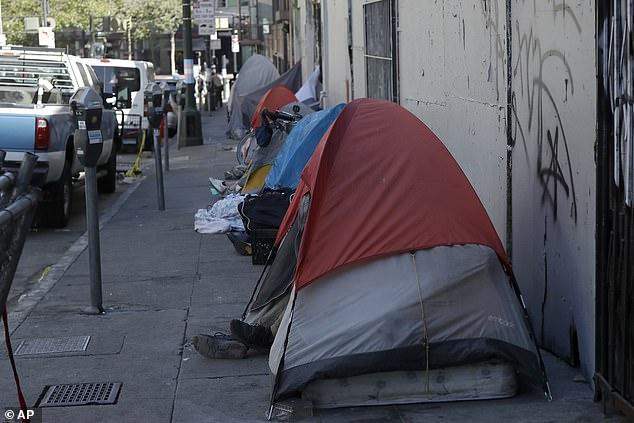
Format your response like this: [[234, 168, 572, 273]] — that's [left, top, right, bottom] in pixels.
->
[[301, 361, 517, 409]]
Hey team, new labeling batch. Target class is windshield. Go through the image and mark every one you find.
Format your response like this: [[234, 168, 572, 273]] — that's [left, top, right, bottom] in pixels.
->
[[90, 65, 141, 94]]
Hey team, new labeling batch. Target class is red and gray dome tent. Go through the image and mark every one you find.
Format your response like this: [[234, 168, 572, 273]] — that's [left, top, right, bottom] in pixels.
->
[[264, 98, 551, 410]]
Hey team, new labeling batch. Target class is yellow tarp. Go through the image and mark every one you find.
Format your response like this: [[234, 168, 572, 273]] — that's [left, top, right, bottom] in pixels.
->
[[241, 164, 272, 193]]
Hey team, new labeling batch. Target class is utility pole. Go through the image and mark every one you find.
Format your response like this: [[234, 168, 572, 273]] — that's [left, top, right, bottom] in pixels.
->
[[89, 15, 96, 57], [234, 0, 241, 74], [41, 0, 48, 27], [177, 0, 203, 147]]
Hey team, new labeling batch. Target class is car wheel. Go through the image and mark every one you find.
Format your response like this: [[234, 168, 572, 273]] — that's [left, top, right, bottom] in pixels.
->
[[98, 149, 117, 194], [44, 160, 73, 228]]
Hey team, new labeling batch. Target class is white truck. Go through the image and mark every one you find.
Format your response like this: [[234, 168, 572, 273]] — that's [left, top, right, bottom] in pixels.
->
[[0, 46, 119, 227], [82, 58, 155, 152]]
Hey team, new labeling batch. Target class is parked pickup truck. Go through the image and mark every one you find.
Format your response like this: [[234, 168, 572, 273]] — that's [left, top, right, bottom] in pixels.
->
[[0, 46, 119, 227]]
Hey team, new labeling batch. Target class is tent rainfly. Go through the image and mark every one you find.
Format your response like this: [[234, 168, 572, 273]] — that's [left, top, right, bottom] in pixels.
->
[[260, 98, 550, 411]]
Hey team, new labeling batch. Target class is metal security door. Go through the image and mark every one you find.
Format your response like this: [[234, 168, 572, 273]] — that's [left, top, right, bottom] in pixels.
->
[[596, 1, 634, 417]]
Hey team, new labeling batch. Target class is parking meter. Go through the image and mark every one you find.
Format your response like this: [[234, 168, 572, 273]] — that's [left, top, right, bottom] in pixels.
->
[[177, 83, 186, 107], [146, 82, 164, 129], [144, 82, 166, 211], [69, 87, 104, 314], [70, 87, 103, 167]]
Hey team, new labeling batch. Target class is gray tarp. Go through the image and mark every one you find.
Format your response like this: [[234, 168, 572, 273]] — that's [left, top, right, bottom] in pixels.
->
[[270, 245, 543, 401], [227, 54, 279, 139], [238, 61, 303, 132]]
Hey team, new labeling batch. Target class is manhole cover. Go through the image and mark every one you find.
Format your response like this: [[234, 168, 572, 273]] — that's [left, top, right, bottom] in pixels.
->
[[38, 382, 122, 407], [15, 336, 90, 355]]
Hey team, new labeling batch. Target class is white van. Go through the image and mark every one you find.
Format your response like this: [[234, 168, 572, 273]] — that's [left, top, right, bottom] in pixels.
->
[[82, 58, 155, 151]]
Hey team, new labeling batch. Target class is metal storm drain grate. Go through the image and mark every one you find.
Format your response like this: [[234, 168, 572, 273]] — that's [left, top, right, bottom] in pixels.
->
[[15, 335, 91, 355], [38, 382, 122, 407]]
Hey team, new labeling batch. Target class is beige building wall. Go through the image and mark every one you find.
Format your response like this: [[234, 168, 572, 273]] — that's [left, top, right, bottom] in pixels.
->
[[321, 0, 353, 106]]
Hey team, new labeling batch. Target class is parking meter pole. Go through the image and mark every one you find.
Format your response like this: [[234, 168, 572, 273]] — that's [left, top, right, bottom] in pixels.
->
[[0, 150, 6, 170], [153, 129, 165, 211], [163, 118, 170, 173], [85, 165, 104, 314], [70, 87, 106, 315]]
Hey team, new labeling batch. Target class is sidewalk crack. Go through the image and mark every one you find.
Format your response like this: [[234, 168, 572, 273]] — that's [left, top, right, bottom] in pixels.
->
[[169, 234, 202, 422]]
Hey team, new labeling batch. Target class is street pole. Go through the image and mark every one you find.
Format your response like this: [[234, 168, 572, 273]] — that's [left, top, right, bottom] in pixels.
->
[[234, 0, 241, 74], [152, 128, 166, 210], [41, 0, 48, 27], [178, 0, 203, 147], [163, 118, 170, 172], [89, 15, 96, 58]]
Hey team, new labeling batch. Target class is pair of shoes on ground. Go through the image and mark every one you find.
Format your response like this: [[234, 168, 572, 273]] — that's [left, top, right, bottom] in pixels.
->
[[192, 320, 275, 360]]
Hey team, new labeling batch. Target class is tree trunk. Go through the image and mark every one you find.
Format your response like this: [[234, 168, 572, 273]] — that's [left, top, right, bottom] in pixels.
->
[[170, 32, 176, 74]]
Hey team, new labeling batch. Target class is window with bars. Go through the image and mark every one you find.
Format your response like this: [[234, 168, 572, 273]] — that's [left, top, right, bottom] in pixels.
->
[[363, 0, 398, 102]]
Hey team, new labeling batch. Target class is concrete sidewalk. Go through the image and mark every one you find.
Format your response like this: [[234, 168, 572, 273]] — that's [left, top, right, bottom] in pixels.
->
[[0, 111, 623, 422]]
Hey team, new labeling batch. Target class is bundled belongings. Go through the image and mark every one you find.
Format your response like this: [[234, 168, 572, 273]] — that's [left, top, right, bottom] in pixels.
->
[[238, 188, 295, 233], [194, 193, 245, 234], [234, 98, 551, 413], [238, 102, 314, 194], [238, 188, 295, 264]]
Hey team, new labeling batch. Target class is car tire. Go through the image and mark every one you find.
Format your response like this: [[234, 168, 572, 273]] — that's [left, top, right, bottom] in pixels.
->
[[45, 160, 73, 228], [98, 149, 117, 194]]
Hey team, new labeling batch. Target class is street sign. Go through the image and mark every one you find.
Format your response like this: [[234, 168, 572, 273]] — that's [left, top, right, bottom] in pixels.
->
[[193, 0, 216, 35], [24, 17, 40, 34], [231, 34, 240, 53], [216, 17, 230, 30], [198, 23, 215, 35], [38, 27, 55, 48], [209, 39, 221, 50]]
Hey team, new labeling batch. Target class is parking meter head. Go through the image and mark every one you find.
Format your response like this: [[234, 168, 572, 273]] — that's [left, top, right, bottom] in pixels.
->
[[175, 81, 186, 107], [70, 87, 104, 167], [145, 82, 164, 129], [161, 82, 176, 109]]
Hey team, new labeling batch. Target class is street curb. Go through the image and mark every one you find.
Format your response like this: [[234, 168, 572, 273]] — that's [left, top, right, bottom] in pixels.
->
[[7, 177, 145, 333]]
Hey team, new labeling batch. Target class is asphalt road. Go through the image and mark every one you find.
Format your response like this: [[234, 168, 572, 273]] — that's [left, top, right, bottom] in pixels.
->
[[5, 150, 149, 309]]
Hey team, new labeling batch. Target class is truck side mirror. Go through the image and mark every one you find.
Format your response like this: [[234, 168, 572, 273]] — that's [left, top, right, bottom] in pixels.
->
[[113, 81, 132, 109]]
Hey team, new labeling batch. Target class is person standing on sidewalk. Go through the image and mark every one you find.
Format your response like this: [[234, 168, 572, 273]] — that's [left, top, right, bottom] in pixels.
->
[[211, 67, 224, 110]]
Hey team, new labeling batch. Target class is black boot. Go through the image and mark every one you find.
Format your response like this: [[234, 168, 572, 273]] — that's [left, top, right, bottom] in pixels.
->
[[192, 333, 248, 359], [230, 319, 275, 351]]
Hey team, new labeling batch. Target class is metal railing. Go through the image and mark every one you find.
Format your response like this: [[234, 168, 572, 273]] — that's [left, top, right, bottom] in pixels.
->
[[0, 152, 40, 312]]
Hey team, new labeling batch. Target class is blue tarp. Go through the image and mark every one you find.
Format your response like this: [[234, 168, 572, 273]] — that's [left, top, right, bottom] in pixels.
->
[[265, 104, 345, 190]]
